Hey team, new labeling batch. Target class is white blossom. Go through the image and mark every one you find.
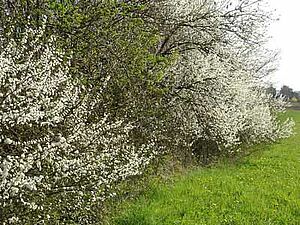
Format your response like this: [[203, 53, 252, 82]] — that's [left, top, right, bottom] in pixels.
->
[[0, 25, 160, 224]]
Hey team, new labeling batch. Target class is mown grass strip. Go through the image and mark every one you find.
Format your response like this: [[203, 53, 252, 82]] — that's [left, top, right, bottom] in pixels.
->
[[110, 110, 300, 225]]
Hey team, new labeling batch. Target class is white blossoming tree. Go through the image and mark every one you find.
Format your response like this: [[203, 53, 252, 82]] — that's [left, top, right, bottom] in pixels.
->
[[0, 24, 165, 224], [145, 0, 294, 161]]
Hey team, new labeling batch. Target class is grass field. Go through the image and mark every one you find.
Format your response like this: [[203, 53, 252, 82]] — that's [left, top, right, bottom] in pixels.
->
[[109, 110, 300, 225]]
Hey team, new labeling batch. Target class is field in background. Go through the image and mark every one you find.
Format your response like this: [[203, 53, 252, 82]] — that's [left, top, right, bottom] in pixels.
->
[[109, 110, 300, 225], [289, 102, 300, 111]]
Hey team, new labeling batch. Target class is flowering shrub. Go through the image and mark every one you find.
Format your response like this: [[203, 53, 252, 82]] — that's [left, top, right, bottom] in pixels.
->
[[0, 26, 163, 224], [169, 52, 294, 155], [151, 0, 294, 160]]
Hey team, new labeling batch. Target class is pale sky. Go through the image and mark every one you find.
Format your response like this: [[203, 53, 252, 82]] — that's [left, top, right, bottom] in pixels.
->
[[267, 0, 300, 91]]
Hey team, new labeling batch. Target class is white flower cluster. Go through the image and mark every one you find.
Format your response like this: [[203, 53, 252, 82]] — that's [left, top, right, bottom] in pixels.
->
[[0, 26, 161, 224], [170, 48, 294, 153], [153, 0, 294, 157]]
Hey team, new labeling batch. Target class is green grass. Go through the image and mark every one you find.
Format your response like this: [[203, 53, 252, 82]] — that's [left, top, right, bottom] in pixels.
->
[[110, 111, 300, 225]]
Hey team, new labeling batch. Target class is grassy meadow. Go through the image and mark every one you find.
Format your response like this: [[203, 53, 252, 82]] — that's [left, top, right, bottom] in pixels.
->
[[109, 110, 300, 225]]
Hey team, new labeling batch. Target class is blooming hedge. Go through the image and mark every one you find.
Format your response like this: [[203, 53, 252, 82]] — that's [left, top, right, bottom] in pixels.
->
[[0, 26, 164, 224], [0, 0, 295, 224]]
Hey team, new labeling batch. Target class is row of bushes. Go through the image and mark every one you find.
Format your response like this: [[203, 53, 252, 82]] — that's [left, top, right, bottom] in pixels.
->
[[0, 0, 293, 224]]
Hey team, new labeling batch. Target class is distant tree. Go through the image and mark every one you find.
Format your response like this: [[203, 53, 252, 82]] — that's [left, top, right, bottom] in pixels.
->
[[280, 85, 297, 100], [266, 85, 277, 98]]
